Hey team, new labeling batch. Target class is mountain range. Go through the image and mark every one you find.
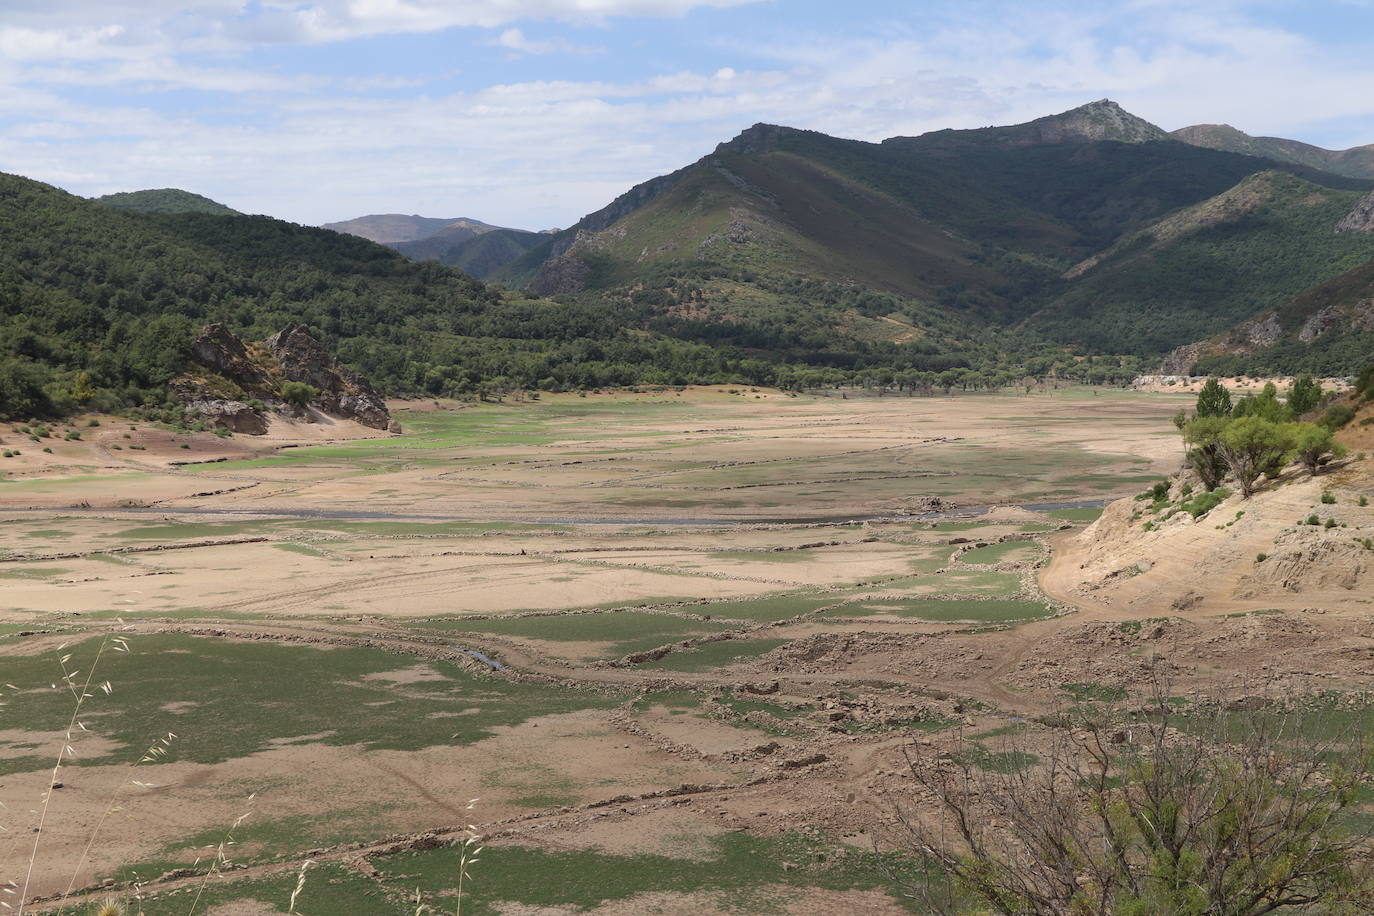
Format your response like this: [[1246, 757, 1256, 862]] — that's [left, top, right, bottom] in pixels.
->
[[320, 214, 549, 280], [478, 100, 1374, 367], [5, 98, 1374, 421]]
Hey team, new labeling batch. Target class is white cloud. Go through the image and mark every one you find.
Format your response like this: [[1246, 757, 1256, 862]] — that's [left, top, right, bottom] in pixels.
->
[[490, 27, 600, 55], [1, 0, 1373, 232]]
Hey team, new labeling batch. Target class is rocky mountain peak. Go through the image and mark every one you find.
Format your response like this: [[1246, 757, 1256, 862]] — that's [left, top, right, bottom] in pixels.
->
[[1030, 98, 1168, 144], [715, 123, 794, 156]]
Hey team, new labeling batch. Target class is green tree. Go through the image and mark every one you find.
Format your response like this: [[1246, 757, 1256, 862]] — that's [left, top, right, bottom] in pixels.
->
[[279, 381, 319, 408], [1287, 374, 1324, 416], [1232, 382, 1292, 423], [1195, 377, 1232, 418], [1291, 422, 1348, 476], [1219, 416, 1294, 497], [1183, 416, 1230, 492], [0, 358, 53, 420]]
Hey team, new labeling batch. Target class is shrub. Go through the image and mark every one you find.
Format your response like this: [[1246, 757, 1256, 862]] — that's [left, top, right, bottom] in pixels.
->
[[87, 418, 99, 427], [1256, 552, 1268, 562], [887, 687, 1374, 916], [1181, 489, 1227, 519], [1326, 518, 1338, 529], [1307, 514, 1321, 525], [1293, 423, 1347, 477], [1361, 496, 1369, 507], [1322, 491, 1337, 504], [1320, 404, 1356, 430]]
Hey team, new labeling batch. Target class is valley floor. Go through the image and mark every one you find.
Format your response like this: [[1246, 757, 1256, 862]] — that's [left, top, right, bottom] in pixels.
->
[[2, 386, 1370, 915]]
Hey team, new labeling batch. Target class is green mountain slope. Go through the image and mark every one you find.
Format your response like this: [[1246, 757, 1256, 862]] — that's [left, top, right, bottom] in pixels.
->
[[2, 171, 1079, 419], [95, 188, 238, 215], [505, 101, 1373, 361], [394, 226, 544, 278], [1181, 257, 1374, 377], [1173, 124, 1374, 181], [1027, 172, 1374, 353]]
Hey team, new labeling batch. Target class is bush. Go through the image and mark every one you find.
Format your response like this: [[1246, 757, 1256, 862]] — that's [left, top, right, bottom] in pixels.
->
[[1256, 552, 1268, 562], [886, 685, 1374, 916], [1307, 514, 1321, 525], [1361, 496, 1369, 507], [1320, 404, 1356, 430], [1326, 518, 1338, 529], [1181, 488, 1228, 519], [1322, 491, 1337, 504]]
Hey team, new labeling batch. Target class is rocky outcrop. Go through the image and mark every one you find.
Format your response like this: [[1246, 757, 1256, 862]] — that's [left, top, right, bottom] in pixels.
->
[[263, 325, 394, 430], [1336, 191, 1374, 233], [190, 323, 272, 388], [179, 324, 397, 434], [528, 249, 593, 297]]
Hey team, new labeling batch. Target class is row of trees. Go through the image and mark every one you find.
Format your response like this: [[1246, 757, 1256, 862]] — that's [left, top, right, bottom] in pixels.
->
[[1179, 377, 1349, 496]]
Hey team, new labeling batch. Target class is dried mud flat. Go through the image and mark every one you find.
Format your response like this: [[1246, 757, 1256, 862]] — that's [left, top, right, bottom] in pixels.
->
[[5, 386, 1372, 915]]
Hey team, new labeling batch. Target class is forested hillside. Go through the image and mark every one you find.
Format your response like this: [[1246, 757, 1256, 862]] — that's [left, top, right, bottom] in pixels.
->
[[502, 101, 1374, 363], [95, 188, 239, 215], [0, 171, 1105, 420]]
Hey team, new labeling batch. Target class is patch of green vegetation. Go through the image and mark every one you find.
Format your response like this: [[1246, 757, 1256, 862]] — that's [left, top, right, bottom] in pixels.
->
[[130, 862, 407, 915], [639, 637, 790, 672], [108, 520, 273, 540], [842, 715, 958, 735], [0, 633, 618, 775], [413, 611, 737, 660], [0, 565, 70, 580], [715, 688, 808, 722], [687, 594, 837, 622], [953, 744, 1040, 774], [926, 569, 1025, 596], [1044, 506, 1104, 522], [373, 831, 925, 916], [1061, 682, 1128, 703], [272, 541, 330, 557], [825, 598, 1051, 623], [960, 541, 1040, 565]]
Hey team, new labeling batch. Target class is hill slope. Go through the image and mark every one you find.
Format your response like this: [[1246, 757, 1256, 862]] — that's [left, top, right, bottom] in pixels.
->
[[1028, 172, 1374, 352], [504, 101, 1374, 362], [1173, 124, 1374, 181], [3, 170, 1070, 419], [394, 227, 545, 279], [95, 188, 238, 215]]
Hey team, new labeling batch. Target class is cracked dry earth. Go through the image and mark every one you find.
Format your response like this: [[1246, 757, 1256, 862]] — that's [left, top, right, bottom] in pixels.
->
[[4, 387, 1373, 914]]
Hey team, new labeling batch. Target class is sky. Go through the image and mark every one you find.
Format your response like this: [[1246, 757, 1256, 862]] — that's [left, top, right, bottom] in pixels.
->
[[3, 0, 1373, 230]]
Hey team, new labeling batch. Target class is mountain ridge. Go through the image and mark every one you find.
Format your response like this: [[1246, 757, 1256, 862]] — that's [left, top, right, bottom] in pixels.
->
[[1173, 124, 1374, 181]]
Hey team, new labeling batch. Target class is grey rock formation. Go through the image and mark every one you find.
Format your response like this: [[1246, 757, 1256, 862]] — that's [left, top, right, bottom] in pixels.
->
[[1336, 191, 1374, 233], [263, 325, 394, 430]]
